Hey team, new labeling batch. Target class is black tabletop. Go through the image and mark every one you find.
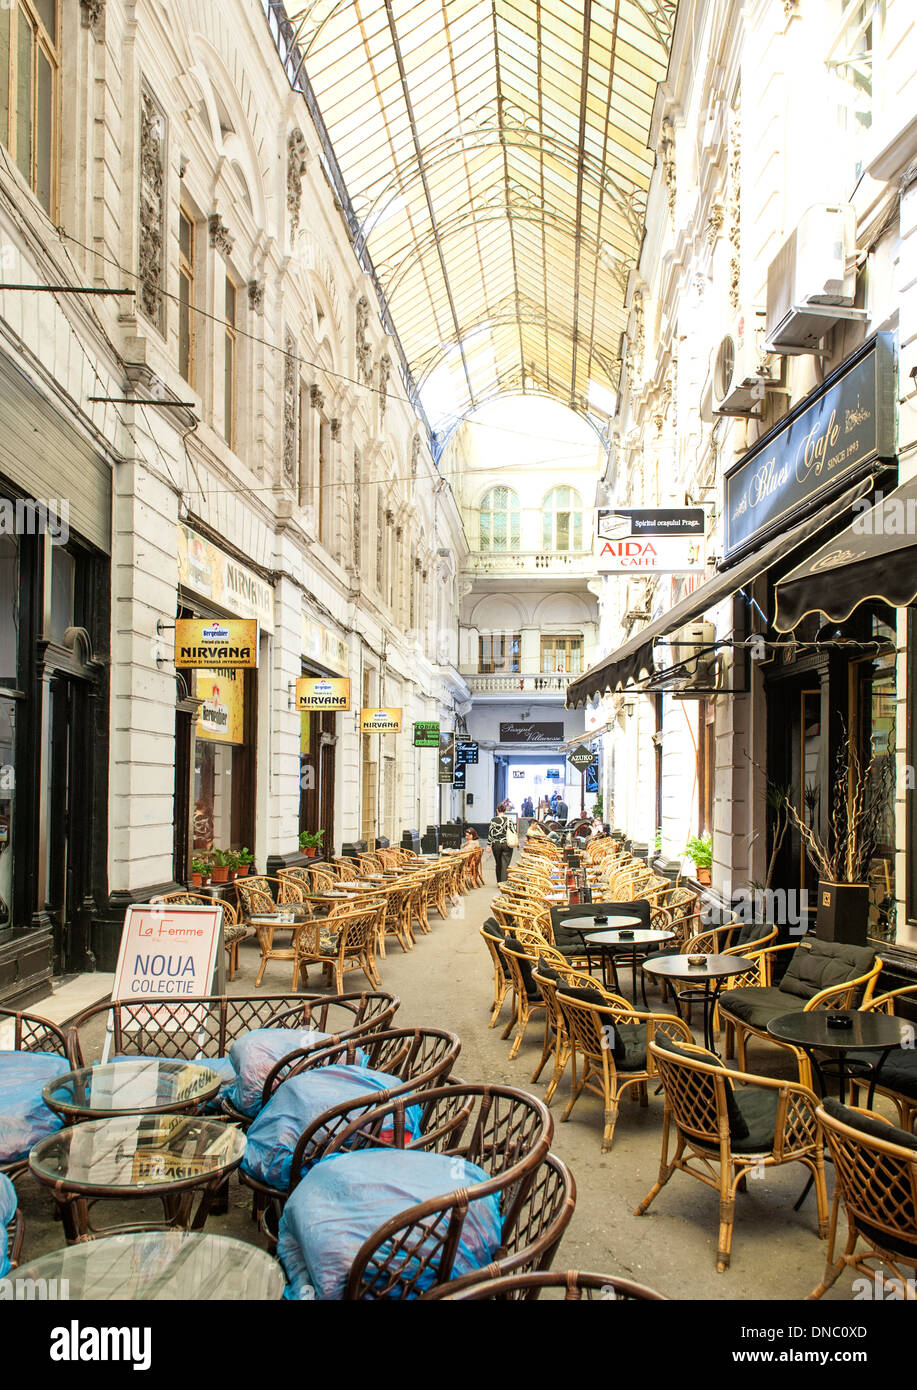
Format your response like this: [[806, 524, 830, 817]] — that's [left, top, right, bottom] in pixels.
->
[[642, 953, 752, 980], [585, 928, 674, 946], [766, 1010, 910, 1051]]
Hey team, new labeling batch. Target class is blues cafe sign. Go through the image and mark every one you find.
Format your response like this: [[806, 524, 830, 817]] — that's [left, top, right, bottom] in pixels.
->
[[723, 333, 896, 562]]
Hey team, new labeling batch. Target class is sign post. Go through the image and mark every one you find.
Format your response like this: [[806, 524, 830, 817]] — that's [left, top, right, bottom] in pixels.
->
[[567, 744, 598, 817]]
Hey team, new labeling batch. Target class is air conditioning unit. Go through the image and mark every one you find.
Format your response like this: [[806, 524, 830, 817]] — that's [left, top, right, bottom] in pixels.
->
[[655, 620, 716, 681], [765, 204, 864, 354], [710, 308, 769, 414]]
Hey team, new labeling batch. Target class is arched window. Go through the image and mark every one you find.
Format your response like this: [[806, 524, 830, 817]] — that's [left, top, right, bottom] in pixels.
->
[[479, 486, 521, 552], [542, 487, 583, 552]]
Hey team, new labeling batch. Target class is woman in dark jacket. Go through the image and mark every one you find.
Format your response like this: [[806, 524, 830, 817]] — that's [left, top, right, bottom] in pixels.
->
[[488, 801, 515, 883]]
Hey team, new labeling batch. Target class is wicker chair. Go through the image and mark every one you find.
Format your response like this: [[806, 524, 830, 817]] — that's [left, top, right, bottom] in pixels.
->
[[70, 991, 400, 1068], [0, 1008, 75, 1181], [306, 1082, 554, 1299], [809, 1099, 917, 1300], [236, 875, 308, 916], [242, 1026, 462, 1221], [499, 934, 547, 1061], [717, 940, 883, 1088], [530, 949, 598, 1103], [481, 922, 511, 1028], [378, 882, 415, 956], [554, 984, 693, 1151], [423, 1266, 665, 1301], [150, 892, 252, 981], [293, 899, 386, 994], [848, 984, 917, 1130], [635, 1037, 828, 1272]]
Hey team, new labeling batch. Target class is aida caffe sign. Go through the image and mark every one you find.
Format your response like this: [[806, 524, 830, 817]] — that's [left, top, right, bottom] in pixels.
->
[[596, 508, 705, 573]]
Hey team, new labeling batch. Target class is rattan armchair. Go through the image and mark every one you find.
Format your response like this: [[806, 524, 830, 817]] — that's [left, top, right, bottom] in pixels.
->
[[481, 922, 511, 1027], [848, 984, 917, 1130], [150, 892, 251, 981], [293, 899, 386, 993], [809, 1099, 917, 1300], [717, 940, 883, 1088], [635, 1037, 828, 1272], [499, 934, 547, 1061], [0, 1008, 75, 1181], [531, 950, 597, 1103], [5, 1206, 23, 1269], [242, 1026, 462, 1221], [310, 1082, 554, 1299], [555, 985, 693, 1151], [423, 1266, 665, 1300]]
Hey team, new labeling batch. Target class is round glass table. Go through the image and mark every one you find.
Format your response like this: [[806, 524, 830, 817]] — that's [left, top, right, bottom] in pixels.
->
[[766, 1009, 912, 1103], [42, 1059, 223, 1121], [8, 1230, 285, 1300], [29, 1113, 246, 1242], [642, 953, 754, 1052]]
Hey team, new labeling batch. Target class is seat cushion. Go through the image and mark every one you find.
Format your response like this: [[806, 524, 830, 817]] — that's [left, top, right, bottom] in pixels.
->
[[730, 1085, 780, 1154], [504, 935, 541, 1001], [778, 939, 876, 1003], [225, 1028, 333, 1117], [717, 986, 798, 1030], [277, 1149, 503, 1299], [822, 1097, 917, 1152], [867, 1047, 917, 1101], [555, 985, 639, 1066], [654, 1036, 752, 1142], [0, 1171, 17, 1278], [822, 1097, 917, 1261], [242, 1064, 419, 1190], [0, 1050, 71, 1163]]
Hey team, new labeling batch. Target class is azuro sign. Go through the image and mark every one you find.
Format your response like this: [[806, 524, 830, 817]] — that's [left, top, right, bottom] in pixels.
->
[[723, 333, 895, 561], [175, 617, 259, 668]]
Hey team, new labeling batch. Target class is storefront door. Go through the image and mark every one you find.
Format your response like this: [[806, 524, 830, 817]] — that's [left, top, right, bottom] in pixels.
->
[[46, 674, 93, 973]]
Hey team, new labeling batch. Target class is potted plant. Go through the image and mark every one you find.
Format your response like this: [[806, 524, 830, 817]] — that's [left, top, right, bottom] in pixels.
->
[[236, 847, 254, 877], [191, 856, 211, 889], [210, 848, 230, 883], [224, 849, 241, 882], [785, 725, 895, 945], [299, 829, 324, 859], [685, 832, 713, 886]]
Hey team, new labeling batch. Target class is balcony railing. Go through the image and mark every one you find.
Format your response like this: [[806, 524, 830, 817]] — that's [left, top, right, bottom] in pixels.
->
[[464, 549, 595, 574], [465, 671, 574, 694]]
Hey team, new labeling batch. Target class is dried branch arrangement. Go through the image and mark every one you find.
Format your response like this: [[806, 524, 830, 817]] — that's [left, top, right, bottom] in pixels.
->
[[785, 725, 895, 884]]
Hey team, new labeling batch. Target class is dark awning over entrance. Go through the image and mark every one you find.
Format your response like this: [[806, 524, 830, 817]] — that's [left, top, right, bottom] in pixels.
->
[[774, 476, 917, 631], [566, 478, 873, 707]]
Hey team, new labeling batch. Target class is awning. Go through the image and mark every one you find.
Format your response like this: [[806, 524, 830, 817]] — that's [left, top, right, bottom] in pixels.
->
[[566, 477, 874, 707], [775, 476, 917, 631]]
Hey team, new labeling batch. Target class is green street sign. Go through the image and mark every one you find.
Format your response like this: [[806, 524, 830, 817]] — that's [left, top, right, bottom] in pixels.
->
[[414, 721, 441, 748]]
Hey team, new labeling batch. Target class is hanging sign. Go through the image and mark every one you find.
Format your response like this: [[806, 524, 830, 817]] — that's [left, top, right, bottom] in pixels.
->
[[175, 618, 259, 668], [438, 733, 455, 784], [414, 721, 441, 747], [500, 722, 563, 743], [297, 676, 351, 710], [596, 510, 705, 573], [456, 740, 479, 764], [111, 904, 224, 1001], [567, 744, 597, 770], [360, 707, 402, 733], [452, 764, 466, 789]]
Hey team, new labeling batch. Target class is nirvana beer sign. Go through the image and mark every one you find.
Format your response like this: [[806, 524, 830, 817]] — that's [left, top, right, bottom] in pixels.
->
[[360, 707, 402, 733], [175, 618, 259, 668], [296, 676, 351, 711]]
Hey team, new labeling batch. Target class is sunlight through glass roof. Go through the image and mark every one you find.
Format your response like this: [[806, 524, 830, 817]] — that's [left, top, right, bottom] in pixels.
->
[[263, 1, 676, 433]]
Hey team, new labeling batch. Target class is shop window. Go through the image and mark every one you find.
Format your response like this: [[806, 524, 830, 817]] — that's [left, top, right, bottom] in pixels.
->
[[479, 633, 520, 674], [48, 543, 74, 645], [0, 1, 59, 216], [479, 487, 520, 552], [542, 487, 583, 552], [540, 635, 583, 674], [186, 658, 253, 856], [828, 0, 885, 183], [178, 208, 195, 386]]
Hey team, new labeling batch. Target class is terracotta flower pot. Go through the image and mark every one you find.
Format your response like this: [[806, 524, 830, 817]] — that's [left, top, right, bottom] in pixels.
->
[[236, 864, 250, 877], [191, 873, 202, 888], [303, 847, 317, 859], [211, 866, 229, 883], [696, 866, 711, 886]]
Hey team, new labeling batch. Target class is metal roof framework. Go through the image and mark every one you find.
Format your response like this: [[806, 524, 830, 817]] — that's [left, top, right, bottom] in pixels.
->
[[263, 0, 675, 439]]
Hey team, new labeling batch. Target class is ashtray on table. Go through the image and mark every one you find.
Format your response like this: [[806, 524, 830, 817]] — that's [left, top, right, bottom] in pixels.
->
[[687, 954, 707, 967], [826, 1013, 853, 1028], [617, 929, 634, 940]]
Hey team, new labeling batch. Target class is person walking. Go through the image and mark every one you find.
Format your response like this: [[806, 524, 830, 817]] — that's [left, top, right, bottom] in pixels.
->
[[521, 795, 534, 819], [555, 795, 569, 825], [488, 800, 516, 883]]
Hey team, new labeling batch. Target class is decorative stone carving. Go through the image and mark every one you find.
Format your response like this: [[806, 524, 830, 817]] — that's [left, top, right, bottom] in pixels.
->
[[282, 329, 297, 491], [632, 291, 645, 366], [728, 113, 741, 310], [310, 383, 325, 412], [352, 449, 362, 570], [248, 280, 265, 313], [659, 118, 676, 221], [208, 214, 234, 257], [330, 418, 342, 441], [287, 128, 309, 232], [80, 0, 104, 32], [355, 295, 373, 386], [411, 434, 421, 480], [706, 196, 725, 247], [138, 80, 166, 331], [378, 354, 391, 422]]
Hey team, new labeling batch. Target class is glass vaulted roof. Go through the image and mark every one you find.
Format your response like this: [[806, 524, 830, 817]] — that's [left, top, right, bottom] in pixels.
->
[[263, 1, 676, 435]]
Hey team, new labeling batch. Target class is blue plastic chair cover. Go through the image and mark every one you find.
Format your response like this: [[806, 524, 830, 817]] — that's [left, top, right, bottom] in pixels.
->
[[0, 1171, 17, 1278], [224, 1028, 334, 1117], [0, 1051, 71, 1163], [242, 1063, 421, 1189], [277, 1148, 502, 1300]]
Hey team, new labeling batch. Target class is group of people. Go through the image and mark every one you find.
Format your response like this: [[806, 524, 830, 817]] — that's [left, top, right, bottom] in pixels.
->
[[486, 799, 608, 883], [514, 791, 569, 822]]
